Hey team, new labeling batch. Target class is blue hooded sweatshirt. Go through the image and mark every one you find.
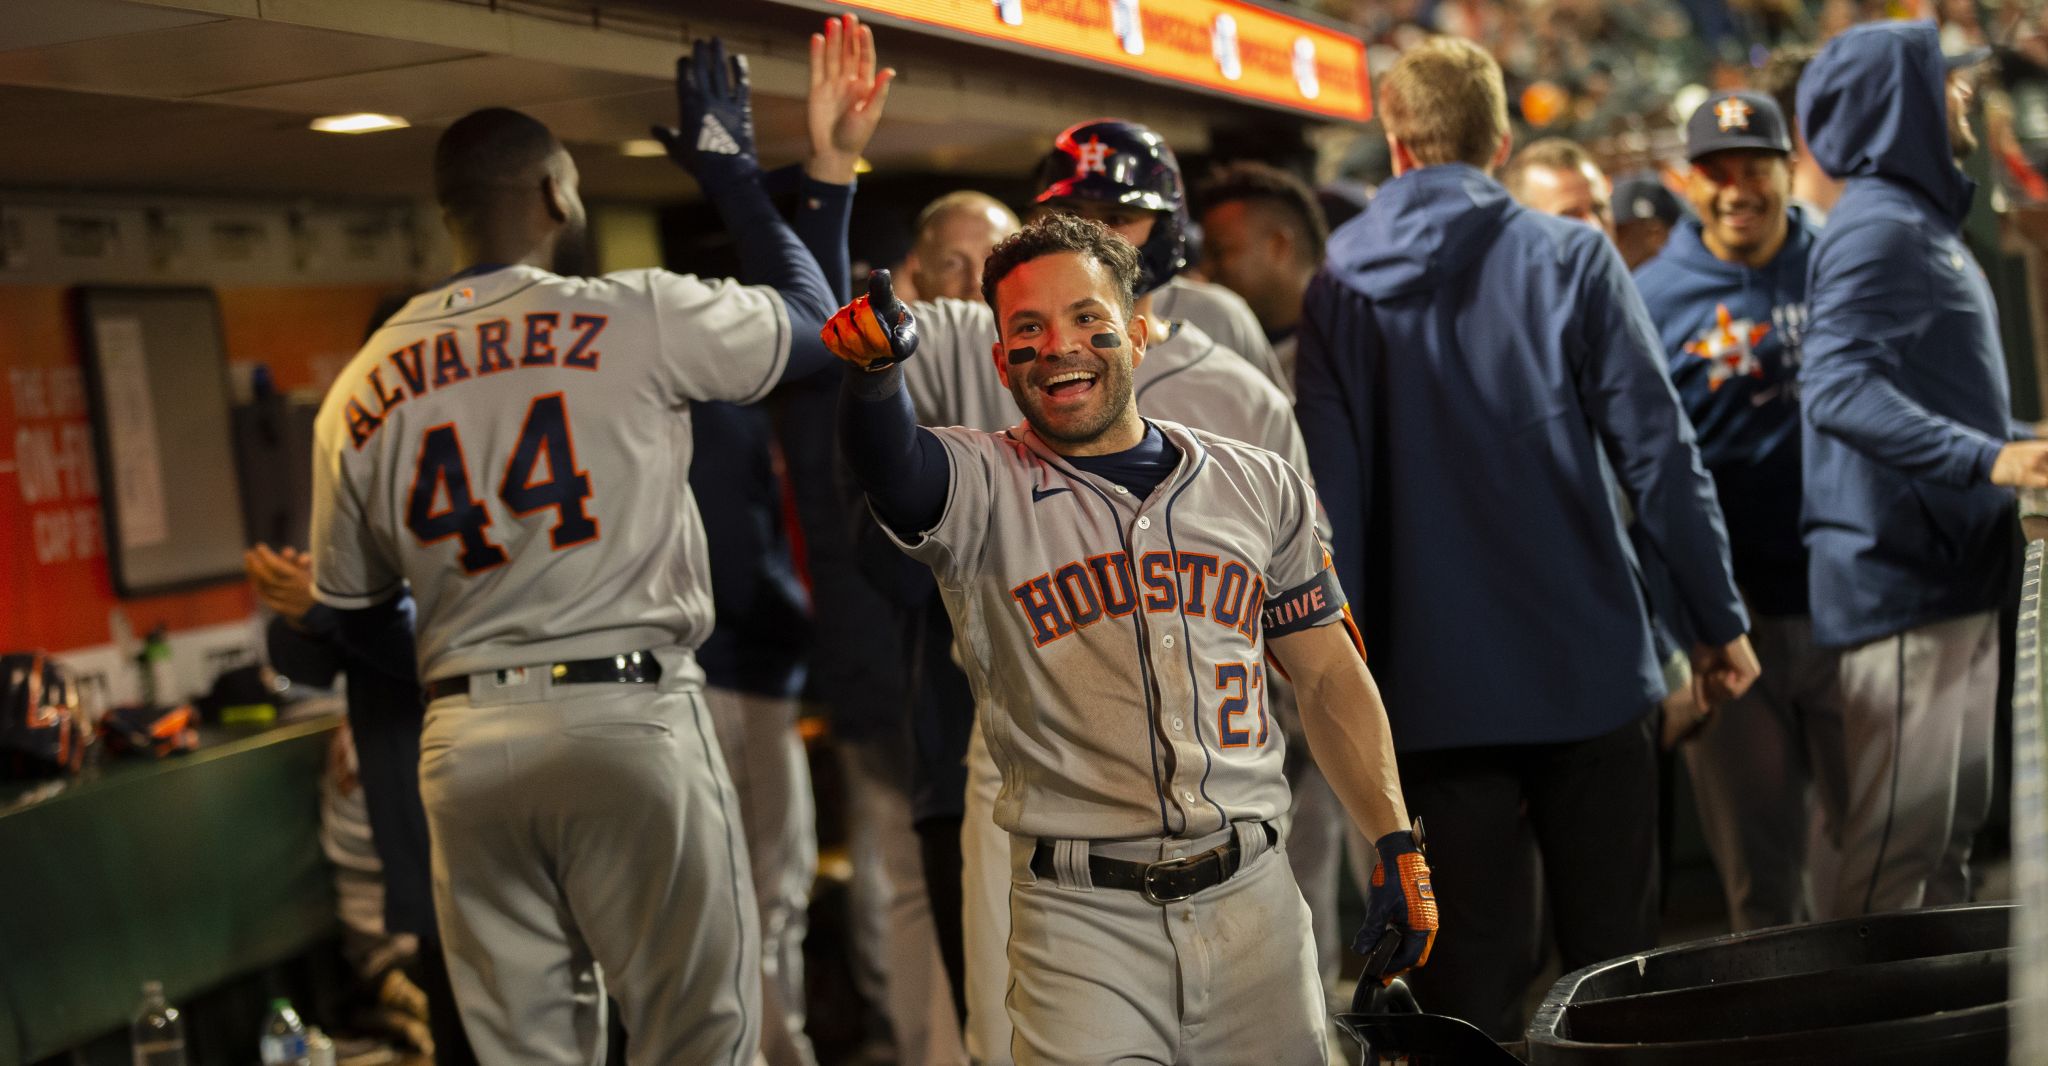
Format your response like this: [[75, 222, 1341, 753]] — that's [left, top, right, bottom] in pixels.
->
[[1296, 163, 1749, 752], [1633, 209, 1817, 618], [1796, 20, 2021, 649]]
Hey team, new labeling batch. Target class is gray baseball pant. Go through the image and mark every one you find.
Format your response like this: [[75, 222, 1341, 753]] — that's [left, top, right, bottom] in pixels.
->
[[1808, 610, 1999, 918], [841, 732, 968, 1066], [1682, 612, 1841, 931], [706, 687, 819, 1066], [1004, 822, 1327, 1066], [420, 679, 760, 1065]]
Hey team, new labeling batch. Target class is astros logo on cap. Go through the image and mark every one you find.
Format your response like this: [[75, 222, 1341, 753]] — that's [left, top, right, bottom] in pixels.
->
[[1075, 136, 1113, 177], [1715, 97, 1753, 132]]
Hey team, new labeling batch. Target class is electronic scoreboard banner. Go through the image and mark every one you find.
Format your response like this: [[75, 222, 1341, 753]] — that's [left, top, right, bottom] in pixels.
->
[[826, 0, 1371, 122]]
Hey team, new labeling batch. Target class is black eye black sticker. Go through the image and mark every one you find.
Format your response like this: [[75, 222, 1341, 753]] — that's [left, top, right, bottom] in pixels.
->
[[1008, 346, 1037, 365], [1091, 333, 1121, 349]]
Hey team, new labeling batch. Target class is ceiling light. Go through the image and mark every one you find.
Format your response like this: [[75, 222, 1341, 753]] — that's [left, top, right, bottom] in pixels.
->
[[309, 113, 410, 135], [620, 139, 667, 158]]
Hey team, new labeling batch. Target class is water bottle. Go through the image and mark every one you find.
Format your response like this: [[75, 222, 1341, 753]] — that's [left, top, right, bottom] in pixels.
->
[[129, 981, 186, 1066], [141, 625, 175, 707], [258, 998, 310, 1066]]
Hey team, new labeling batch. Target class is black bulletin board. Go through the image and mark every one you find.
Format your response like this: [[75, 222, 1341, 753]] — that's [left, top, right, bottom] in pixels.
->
[[74, 287, 248, 597]]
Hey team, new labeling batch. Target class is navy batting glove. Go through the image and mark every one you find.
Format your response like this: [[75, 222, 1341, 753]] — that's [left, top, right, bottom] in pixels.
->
[[1354, 821, 1438, 982], [652, 37, 759, 189]]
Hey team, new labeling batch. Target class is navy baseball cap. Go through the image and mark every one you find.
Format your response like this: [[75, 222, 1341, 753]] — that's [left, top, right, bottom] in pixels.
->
[[1685, 90, 1792, 161], [1612, 173, 1684, 227]]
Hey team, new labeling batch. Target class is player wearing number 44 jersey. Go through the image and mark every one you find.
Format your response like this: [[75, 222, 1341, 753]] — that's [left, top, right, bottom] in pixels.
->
[[310, 39, 839, 1066], [824, 213, 1437, 1066]]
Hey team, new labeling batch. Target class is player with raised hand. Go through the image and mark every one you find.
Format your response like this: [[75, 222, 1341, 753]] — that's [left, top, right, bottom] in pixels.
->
[[806, 12, 894, 185], [690, 15, 896, 1066], [309, 31, 844, 1066], [808, 118, 1332, 1066], [826, 222, 1435, 1065]]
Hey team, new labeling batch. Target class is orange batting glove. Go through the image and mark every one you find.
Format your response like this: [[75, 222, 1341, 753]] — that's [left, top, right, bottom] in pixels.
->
[[1355, 819, 1438, 982], [821, 268, 918, 372]]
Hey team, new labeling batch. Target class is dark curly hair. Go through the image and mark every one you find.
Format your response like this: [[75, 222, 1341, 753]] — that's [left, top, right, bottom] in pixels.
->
[[981, 213, 1142, 320]]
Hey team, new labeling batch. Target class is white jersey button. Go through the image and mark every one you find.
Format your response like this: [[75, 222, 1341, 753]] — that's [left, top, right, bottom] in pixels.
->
[[1172, 717, 1184, 731], [1162, 635, 1176, 648], [1136, 516, 1152, 529], [1183, 791, 1196, 803], [1113, 485, 1129, 494]]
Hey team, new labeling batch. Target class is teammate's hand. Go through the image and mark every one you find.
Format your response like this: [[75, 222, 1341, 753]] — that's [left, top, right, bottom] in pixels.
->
[[1991, 440, 2048, 488], [1354, 823, 1437, 982], [1660, 677, 1712, 749], [822, 269, 919, 372], [652, 37, 759, 188], [243, 543, 316, 626], [806, 14, 895, 185], [1691, 633, 1761, 707]]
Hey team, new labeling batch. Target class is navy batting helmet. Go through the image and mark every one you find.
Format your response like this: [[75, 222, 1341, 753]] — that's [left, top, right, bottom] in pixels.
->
[[1034, 119, 1189, 294]]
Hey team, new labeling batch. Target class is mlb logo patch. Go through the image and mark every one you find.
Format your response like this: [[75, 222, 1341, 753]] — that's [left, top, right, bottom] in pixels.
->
[[444, 286, 476, 310]]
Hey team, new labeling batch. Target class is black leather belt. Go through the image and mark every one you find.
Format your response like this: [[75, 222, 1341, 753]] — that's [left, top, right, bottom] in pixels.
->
[[1031, 823, 1278, 904], [423, 651, 661, 703]]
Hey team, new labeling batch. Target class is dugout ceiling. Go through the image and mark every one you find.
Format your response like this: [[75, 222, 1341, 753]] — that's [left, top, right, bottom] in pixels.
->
[[0, 0, 1335, 203]]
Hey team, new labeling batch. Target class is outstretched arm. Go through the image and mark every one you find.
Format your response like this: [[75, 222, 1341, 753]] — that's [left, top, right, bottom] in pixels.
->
[[1804, 221, 2048, 489], [654, 37, 836, 380], [829, 271, 950, 536]]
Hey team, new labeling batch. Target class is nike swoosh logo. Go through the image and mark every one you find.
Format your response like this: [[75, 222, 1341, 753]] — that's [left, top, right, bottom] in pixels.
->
[[1031, 486, 1071, 503]]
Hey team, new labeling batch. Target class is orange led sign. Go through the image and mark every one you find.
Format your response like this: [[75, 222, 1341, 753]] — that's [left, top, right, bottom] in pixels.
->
[[828, 0, 1370, 121]]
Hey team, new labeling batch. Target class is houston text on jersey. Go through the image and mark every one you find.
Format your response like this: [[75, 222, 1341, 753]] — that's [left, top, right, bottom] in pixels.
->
[[1008, 550, 1266, 648]]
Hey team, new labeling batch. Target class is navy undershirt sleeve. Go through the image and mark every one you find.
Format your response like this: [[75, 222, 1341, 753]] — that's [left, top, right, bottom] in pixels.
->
[[790, 174, 855, 303], [838, 364, 951, 537], [697, 169, 837, 383]]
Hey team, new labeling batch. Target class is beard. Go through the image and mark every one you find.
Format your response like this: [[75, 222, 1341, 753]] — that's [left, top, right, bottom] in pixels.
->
[[550, 213, 597, 278], [1009, 355, 1136, 447]]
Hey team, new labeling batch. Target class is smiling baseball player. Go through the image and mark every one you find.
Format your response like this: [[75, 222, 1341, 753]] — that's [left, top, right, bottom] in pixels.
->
[[830, 122, 1318, 1064], [823, 214, 1436, 1065]]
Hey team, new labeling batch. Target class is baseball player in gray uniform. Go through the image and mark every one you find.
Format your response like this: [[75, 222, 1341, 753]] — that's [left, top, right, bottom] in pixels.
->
[[309, 41, 839, 1065], [880, 122, 1310, 1062], [890, 253, 1310, 1066], [1149, 276, 1286, 394], [822, 213, 1437, 1065]]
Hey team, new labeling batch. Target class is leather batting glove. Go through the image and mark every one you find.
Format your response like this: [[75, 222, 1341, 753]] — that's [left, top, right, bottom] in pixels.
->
[[1355, 820, 1438, 982], [652, 37, 759, 189], [822, 269, 919, 372]]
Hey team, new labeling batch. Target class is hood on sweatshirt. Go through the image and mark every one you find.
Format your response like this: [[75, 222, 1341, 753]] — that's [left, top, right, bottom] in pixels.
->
[[1798, 20, 1975, 224], [1326, 164, 1516, 298]]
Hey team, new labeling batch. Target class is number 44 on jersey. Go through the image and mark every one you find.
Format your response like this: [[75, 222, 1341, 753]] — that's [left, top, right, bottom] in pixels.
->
[[405, 392, 598, 574]]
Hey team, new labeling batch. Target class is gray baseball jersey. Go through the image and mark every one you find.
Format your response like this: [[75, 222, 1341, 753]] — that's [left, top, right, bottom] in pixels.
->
[[1152, 275, 1289, 395], [310, 263, 792, 682], [889, 417, 1347, 841]]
